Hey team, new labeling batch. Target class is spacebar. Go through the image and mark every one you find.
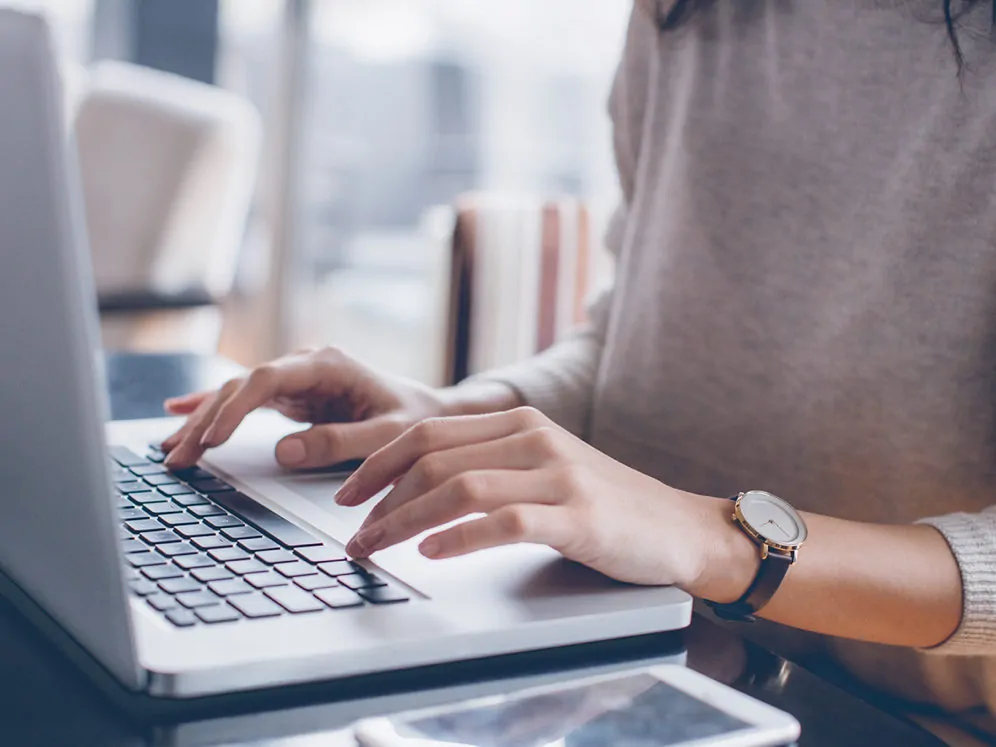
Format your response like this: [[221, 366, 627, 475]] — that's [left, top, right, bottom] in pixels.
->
[[212, 492, 323, 548]]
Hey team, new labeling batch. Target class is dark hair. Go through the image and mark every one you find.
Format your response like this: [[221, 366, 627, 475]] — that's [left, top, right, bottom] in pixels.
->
[[657, 0, 995, 73]]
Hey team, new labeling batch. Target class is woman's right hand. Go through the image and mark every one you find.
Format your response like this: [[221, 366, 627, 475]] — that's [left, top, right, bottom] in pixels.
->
[[160, 346, 519, 471]]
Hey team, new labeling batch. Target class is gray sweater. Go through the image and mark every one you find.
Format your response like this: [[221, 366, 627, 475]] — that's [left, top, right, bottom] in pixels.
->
[[484, 0, 996, 723]]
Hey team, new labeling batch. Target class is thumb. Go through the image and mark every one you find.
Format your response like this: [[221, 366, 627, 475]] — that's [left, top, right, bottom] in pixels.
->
[[275, 417, 405, 469]]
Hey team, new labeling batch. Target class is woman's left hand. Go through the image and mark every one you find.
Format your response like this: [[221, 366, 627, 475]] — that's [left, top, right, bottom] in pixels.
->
[[336, 407, 750, 595]]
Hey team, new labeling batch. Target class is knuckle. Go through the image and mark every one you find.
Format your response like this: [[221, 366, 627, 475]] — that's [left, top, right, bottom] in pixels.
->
[[412, 453, 446, 487], [409, 418, 445, 451], [511, 406, 545, 430], [554, 465, 586, 498], [529, 426, 562, 458], [496, 506, 530, 540], [313, 427, 341, 457], [316, 345, 345, 363], [452, 472, 488, 508], [247, 364, 277, 388]]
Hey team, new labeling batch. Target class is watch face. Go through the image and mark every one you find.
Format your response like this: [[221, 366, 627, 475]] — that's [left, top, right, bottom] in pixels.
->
[[738, 491, 807, 546]]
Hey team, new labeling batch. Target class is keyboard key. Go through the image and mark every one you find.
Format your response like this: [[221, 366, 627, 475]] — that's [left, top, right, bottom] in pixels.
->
[[297, 545, 348, 564], [159, 484, 195, 497], [143, 474, 179, 487], [130, 464, 167, 477], [116, 481, 148, 494], [125, 519, 162, 534], [142, 565, 184, 581], [227, 559, 267, 575], [159, 577, 202, 595], [120, 538, 146, 554], [145, 502, 183, 516], [318, 560, 360, 577], [175, 590, 221, 609], [128, 578, 158, 596], [256, 549, 297, 565], [314, 587, 364, 609], [141, 530, 181, 545], [189, 504, 225, 518], [109, 446, 146, 467], [176, 524, 216, 538], [239, 537, 279, 553], [192, 535, 232, 551], [275, 561, 318, 579], [174, 466, 213, 481], [357, 586, 410, 605], [337, 571, 387, 591], [172, 493, 208, 507], [228, 594, 283, 619], [192, 566, 235, 583], [190, 478, 235, 494], [146, 593, 179, 611], [265, 586, 324, 613], [245, 572, 289, 589], [294, 574, 340, 592], [118, 507, 146, 521], [115, 498, 134, 510], [196, 605, 241, 624], [222, 526, 262, 541], [166, 609, 198, 627], [175, 553, 216, 570], [129, 491, 166, 505], [124, 566, 141, 580], [208, 579, 253, 596], [157, 542, 198, 558], [206, 515, 243, 529], [146, 447, 166, 464], [212, 491, 323, 548], [210, 547, 250, 563], [127, 551, 166, 568], [161, 513, 199, 527]]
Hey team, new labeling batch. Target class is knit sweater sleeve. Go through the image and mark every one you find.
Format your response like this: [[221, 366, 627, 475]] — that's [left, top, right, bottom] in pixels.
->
[[916, 508, 996, 655]]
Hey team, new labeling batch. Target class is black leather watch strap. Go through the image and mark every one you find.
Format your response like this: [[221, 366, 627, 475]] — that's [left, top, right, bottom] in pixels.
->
[[706, 551, 792, 622]]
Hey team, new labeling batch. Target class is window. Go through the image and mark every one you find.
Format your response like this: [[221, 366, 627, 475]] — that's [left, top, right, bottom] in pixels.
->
[[286, 0, 630, 382]]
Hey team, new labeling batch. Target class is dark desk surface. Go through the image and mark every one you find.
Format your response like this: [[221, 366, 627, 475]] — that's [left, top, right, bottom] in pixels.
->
[[0, 353, 948, 747]]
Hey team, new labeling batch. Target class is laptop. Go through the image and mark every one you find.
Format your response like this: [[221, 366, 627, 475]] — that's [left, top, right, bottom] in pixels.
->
[[0, 10, 691, 702]]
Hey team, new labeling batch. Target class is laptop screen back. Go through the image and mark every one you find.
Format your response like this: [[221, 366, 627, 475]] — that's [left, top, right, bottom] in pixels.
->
[[0, 11, 141, 689]]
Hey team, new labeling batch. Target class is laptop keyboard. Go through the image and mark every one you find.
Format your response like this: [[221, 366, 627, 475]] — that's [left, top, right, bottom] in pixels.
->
[[109, 445, 409, 628]]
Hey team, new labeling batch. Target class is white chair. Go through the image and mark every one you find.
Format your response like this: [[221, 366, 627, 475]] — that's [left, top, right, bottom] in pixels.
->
[[71, 60, 262, 352]]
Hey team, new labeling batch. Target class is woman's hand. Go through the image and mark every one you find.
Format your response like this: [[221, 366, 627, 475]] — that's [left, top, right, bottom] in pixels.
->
[[337, 407, 754, 594], [160, 347, 520, 470]]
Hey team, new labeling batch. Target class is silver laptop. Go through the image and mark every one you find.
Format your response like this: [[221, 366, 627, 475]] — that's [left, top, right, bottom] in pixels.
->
[[0, 10, 691, 701]]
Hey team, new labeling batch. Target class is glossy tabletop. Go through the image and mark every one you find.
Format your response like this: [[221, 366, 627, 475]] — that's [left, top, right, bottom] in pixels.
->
[[0, 353, 947, 747]]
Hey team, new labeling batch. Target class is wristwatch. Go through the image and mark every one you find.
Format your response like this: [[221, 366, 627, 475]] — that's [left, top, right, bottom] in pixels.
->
[[705, 490, 807, 622]]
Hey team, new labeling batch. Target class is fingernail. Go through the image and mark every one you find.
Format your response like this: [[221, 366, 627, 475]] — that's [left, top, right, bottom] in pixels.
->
[[420, 537, 441, 558], [200, 427, 218, 448], [335, 482, 357, 505], [276, 438, 306, 466], [355, 526, 383, 553]]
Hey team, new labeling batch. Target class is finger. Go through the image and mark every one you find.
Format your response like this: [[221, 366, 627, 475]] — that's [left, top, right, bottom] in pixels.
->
[[418, 504, 575, 560], [164, 381, 242, 468], [274, 417, 406, 469], [160, 392, 220, 452], [338, 407, 548, 506], [198, 367, 286, 449], [351, 432, 548, 528], [164, 391, 212, 415], [347, 469, 559, 558]]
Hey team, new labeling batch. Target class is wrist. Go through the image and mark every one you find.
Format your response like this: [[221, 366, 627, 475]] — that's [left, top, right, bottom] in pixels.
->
[[435, 380, 523, 418], [685, 496, 761, 604]]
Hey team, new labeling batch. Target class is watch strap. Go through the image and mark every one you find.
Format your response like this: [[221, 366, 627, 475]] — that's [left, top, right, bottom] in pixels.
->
[[706, 550, 792, 622]]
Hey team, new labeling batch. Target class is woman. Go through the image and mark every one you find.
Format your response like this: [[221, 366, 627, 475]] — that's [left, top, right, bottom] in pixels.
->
[[164, 1, 996, 741]]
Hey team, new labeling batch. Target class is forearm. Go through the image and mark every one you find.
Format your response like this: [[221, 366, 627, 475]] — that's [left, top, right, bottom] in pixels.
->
[[691, 497, 963, 649]]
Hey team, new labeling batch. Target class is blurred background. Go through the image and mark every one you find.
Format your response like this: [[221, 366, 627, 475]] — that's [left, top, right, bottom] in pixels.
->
[[11, 0, 629, 385]]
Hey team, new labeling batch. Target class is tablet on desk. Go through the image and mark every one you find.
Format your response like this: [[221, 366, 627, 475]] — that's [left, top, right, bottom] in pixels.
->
[[353, 664, 800, 747]]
